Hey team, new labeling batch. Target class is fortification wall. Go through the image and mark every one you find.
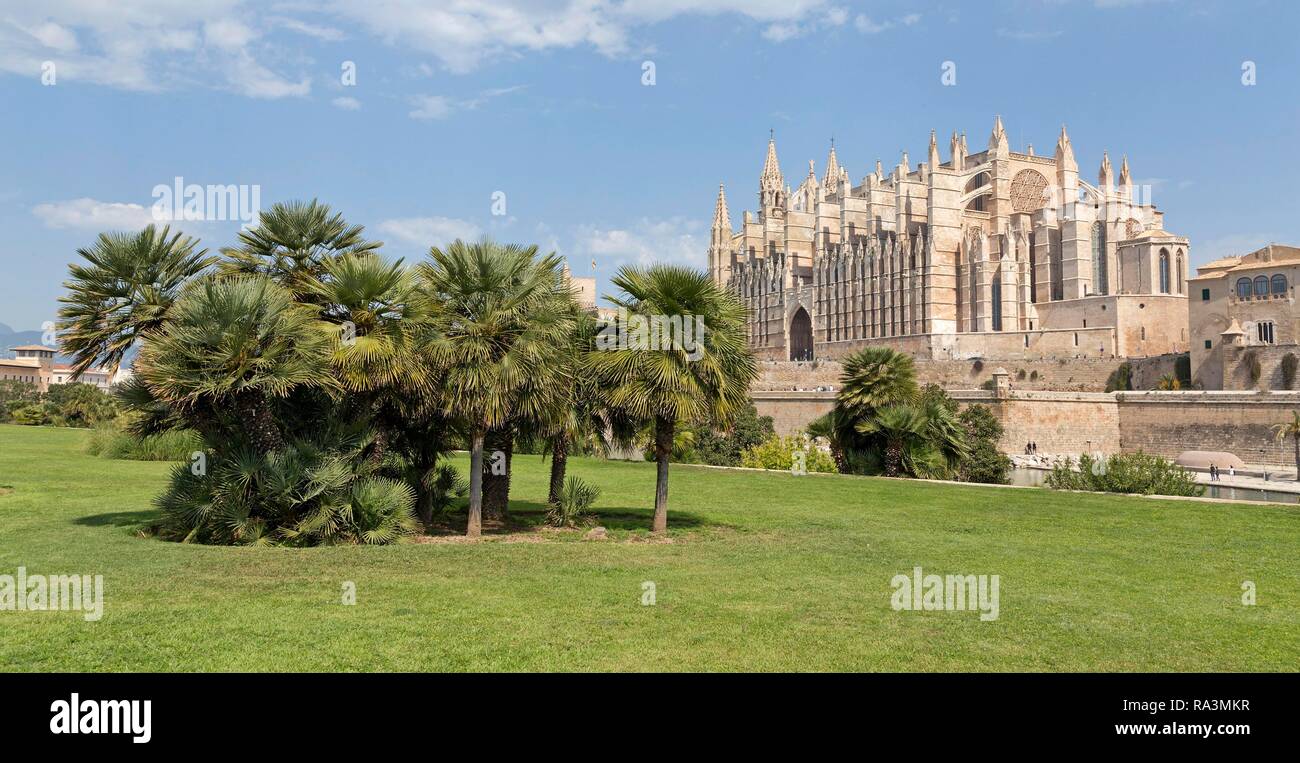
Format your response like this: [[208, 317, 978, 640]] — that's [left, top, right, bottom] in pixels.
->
[[752, 387, 1300, 467], [753, 353, 1183, 394]]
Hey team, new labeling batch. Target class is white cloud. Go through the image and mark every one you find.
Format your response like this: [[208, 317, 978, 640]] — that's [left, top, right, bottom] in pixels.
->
[[203, 19, 257, 50], [32, 198, 156, 230], [408, 94, 453, 121], [572, 218, 705, 269], [0, 1, 309, 97], [271, 17, 345, 42], [377, 216, 482, 248], [408, 86, 523, 121], [854, 15, 890, 34], [331, 96, 361, 110]]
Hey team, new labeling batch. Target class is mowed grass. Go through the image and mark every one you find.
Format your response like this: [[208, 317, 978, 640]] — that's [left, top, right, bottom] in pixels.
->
[[0, 423, 1296, 672]]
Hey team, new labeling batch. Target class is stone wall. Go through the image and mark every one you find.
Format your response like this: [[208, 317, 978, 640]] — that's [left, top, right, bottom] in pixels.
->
[[1115, 391, 1300, 466], [753, 353, 1185, 394], [950, 390, 1122, 455], [1221, 344, 1300, 392], [752, 387, 1300, 467]]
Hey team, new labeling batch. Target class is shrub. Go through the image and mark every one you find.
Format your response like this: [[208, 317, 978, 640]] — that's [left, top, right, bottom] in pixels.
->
[[0, 380, 41, 423], [1045, 451, 1203, 497], [86, 422, 202, 461], [740, 434, 837, 473], [156, 438, 418, 545], [545, 476, 602, 528], [688, 404, 775, 466], [1104, 362, 1132, 392], [957, 404, 1010, 484]]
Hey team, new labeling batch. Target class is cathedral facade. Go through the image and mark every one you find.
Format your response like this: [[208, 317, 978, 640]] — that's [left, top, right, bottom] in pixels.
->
[[709, 118, 1190, 362]]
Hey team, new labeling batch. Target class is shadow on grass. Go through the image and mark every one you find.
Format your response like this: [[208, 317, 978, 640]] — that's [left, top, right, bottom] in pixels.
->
[[73, 510, 158, 529], [421, 500, 727, 537]]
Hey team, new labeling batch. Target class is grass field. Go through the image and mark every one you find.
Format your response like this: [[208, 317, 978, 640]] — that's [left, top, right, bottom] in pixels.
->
[[0, 423, 1296, 671]]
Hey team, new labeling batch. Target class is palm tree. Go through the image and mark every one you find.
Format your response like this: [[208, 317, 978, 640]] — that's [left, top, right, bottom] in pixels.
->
[[855, 404, 928, 477], [593, 265, 757, 532], [824, 346, 922, 474], [1157, 374, 1181, 390], [542, 312, 635, 507], [836, 346, 919, 420], [418, 238, 574, 538], [58, 225, 213, 376], [134, 276, 337, 453], [1272, 411, 1300, 481], [220, 199, 381, 303]]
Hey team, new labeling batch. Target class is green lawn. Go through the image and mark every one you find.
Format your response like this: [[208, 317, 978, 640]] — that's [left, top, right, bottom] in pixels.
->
[[0, 423, 1296, 671]]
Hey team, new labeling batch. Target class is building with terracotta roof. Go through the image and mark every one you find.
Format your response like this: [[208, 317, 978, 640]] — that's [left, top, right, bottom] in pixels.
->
[[0, 345, 114, 392], [1188, 243, 1300, 389]]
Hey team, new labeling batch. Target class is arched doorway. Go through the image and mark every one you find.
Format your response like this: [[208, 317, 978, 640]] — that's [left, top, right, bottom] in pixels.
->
[[789, 307, 814, 361]]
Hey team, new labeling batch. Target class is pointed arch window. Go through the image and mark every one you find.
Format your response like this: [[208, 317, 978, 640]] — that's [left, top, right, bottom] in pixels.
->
[[991, 270, 1003, 331], [1090, 221, 1108, 295], [1158, 249, 1171, 293]]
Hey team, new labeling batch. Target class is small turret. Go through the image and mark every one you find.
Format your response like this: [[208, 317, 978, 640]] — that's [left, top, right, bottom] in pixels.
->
[[989, 115, 1008, 156], [822, 139, 841, 189], [711, 183, 731, 235], [1054, 124, 1077, 171], [759, 132, 786, 213], [1098, 150, 1113, 188]]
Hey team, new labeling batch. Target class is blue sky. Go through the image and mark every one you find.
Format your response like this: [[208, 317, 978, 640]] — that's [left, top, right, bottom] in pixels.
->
[[1, 0, 1298, 331]]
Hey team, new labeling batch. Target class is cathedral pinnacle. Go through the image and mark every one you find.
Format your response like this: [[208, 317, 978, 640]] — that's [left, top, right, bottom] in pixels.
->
[[989, 115, 1008, 154], [928, 130, 940, 168], [712, 183, 731, 233], [1099, 151, 1113, 187], [1055, 124, 1076, 170], [822, 139, 841, 188], [761, 134, 783, 190]]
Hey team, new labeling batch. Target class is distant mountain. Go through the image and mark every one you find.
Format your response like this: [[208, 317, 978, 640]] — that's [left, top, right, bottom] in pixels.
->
[[0, 324, 49, 357], [0, 322, 139, 368]]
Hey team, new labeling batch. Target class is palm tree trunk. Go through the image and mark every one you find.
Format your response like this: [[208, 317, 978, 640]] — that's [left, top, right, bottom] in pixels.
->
[[237, 391, 284, 453], [483, 425, 512, 520], [885, 441, 902, 477], [652, 415, 674, 533], [467, 428, 484, 538], [548, 434, 569, 506]]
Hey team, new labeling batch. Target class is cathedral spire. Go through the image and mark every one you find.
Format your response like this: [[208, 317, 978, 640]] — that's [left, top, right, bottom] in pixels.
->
[[989, 115, 1008, 155], [1098, 151, 1113, 188], [761, 133, 783, 190], [928, 130, 940, 169], [1054, 124, 1076, 171], [712, 183, 731, 233], [822, 138, 841, 188], [1118, 154, 1132, 192]]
